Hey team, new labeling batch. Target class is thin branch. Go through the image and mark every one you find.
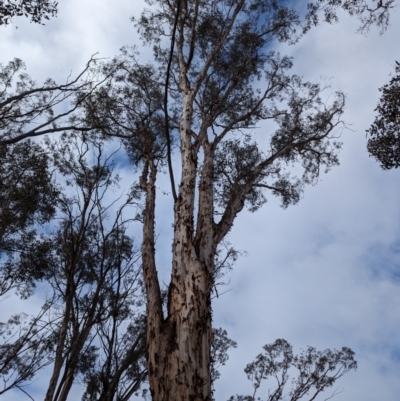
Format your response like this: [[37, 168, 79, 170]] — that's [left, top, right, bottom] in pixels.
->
[[15, 385, 35, 401], [0, 125, 102, 145], [164, 0, 180, 202], [323, 387, 345, 401]]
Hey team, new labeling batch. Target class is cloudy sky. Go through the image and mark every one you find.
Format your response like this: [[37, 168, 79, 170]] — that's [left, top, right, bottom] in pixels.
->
[[1, 1, 400, 401]]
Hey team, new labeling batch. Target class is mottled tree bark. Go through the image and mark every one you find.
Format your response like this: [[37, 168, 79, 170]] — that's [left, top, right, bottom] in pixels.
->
[[143, 92, 215, 400]]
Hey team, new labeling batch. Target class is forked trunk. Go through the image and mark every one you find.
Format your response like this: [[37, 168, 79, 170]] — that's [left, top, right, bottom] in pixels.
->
[[148, 250, 213, 401], [144, 93, 214, 401]]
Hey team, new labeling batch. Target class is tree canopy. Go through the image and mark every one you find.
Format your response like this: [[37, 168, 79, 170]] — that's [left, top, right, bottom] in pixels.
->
[[0, 0, 58, 26], [367, 61, 400, 169]]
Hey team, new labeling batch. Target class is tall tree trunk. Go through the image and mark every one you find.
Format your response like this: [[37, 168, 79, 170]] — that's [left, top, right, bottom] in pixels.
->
[[144, 93, 214, 401], [146, 200, 213, 401], [44, 277, 73, 401]]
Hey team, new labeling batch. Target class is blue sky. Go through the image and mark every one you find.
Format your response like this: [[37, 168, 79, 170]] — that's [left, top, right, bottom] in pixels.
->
[[1, 1, 400, 400]]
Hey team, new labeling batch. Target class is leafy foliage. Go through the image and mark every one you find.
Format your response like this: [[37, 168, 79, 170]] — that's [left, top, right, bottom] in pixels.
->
[[0, 141, 57, 297], [367, 62, 400, 169], [305, 0, 394, 34], [81, 48, 168, 168], [0, 141, 56, 245], [229, 339, 357, 401], [0, 57, 111, 146], [211, 328, 237, 385], [0, 0, 58, 26]]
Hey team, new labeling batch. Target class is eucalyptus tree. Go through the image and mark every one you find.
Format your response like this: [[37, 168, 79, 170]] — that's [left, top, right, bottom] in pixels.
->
[[0, 0, 395, 399], [82, 1, 394, 400], [229, 339, 357, 401], [41, 135, 146, 401], [0, 62, 126, 397], [0, 134, 148, 400]]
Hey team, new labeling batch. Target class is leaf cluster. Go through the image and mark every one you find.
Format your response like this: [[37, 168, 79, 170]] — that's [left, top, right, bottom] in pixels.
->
[[0, 140, 58, 297], [81, 49, 168, 168], [0, 0, 58, 26], [367, 62, 400, 169], [0, 56, 111, 146], [305, 0, 394, 34]]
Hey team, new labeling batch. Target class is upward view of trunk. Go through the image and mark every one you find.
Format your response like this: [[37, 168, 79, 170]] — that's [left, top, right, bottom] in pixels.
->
[[146, 218, 213, 401], [143, 91, 215, 400], [130, 1, 387, 400]]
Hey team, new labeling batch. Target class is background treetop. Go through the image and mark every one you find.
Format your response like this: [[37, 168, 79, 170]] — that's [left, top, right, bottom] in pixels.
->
[[0, 0, 58, 26], [367, 61, 400, 169]]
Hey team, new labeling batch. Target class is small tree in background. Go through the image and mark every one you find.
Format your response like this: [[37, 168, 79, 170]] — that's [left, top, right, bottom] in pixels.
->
[[230, 339, 356, 401], [0, 136, 148, 400]]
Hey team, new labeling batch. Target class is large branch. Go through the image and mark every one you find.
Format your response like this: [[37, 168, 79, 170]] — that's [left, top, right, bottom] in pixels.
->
[[0, 57, 93, 109], [140, 159, 163, 322], [0, 125, 101, 145], [163, 0, 180, 202], [213, 144, 290, 245], [214, 110, 342, 245], [194, 141, 215, 269]]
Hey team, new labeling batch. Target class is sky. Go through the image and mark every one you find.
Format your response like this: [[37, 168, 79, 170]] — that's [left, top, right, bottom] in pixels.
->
[[1, 1, 400, 401]]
